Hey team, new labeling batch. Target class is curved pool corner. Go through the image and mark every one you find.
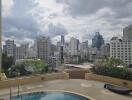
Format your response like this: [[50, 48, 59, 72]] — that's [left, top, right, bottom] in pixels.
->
[[12, 91, 94, 100]]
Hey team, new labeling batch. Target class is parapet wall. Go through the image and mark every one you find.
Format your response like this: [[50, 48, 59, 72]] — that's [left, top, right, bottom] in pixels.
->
[[85, 73, 132, 89], [0, 72, 69, 89], [65, 69, 89, 79], [0, 71, 132, 89]]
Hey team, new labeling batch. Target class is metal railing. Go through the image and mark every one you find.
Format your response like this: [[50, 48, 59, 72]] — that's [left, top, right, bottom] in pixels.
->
[[10, 85, 22, 100]]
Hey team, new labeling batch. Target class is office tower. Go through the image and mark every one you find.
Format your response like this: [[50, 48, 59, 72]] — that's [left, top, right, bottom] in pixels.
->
[[100, 43, 110, 57], [15, 43, 29, 59], [110, 37, 132, 65], [60, 45, 64, 63], [50, 44, 57, 56], [80, 41, 88, 60], [4, 40, 16, 57], [69, 37, 79, 56], [123, 25, 132, 41], [27, 46, 37, 59], [80, 41, 88, 51], [92, 32, 104, 50], [36, 36, 51, 62], [57, 41, 61, 51], [61, 35, 65, 45], [60, 35, 65, 63]]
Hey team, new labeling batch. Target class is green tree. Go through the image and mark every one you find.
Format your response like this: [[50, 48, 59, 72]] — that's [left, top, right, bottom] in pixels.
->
[[2, 53, 14, 73], [22, 60, 49, 74], [104, 58, 126, 67], [7, 59, 49, 78], [96, 58, 126, 68]]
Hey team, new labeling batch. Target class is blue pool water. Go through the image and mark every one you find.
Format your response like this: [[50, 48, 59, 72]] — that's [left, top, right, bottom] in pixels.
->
[[12, 92, 90, 100]]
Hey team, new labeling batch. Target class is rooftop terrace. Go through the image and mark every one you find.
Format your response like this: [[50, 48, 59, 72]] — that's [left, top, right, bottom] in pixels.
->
[[0, 79, 131, 100]]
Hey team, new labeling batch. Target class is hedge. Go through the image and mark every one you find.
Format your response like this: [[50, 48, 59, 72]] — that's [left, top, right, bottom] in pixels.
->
[[91, 66, 132, 81]]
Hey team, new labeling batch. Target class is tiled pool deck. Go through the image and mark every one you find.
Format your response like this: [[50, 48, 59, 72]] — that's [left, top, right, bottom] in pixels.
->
[[0, 79, 132, 100]]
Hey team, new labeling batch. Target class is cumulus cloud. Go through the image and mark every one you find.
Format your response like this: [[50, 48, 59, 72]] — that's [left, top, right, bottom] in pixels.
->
[[2, 0, 68, 44], [56, 0, 132, 18], [2, 0, 40, 41], [47, 23, 67, 35], [2, 0, 132, 44]]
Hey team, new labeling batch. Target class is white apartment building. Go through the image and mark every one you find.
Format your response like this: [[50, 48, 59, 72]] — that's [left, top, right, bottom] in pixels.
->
[[36, 36, 51, 62], [110, 25, 132, 65], [69, 37, 79, 56], [110, 37, 132, 65]]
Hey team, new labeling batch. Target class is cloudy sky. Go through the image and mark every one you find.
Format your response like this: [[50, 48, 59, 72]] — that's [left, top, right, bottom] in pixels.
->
[[2, 0, 132, 45]]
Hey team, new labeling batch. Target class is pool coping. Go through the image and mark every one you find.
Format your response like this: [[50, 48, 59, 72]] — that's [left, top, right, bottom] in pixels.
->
[[11, 90, 94, 100]]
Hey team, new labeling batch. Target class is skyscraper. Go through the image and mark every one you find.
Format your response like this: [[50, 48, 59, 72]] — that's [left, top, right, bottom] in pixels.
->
[[61, 35, 65, 45], [100, 43, 110, 57], [15, 43, 29, 59], [92, 32, 104, 50], [123, 25, 132, 41], [36, 36, 51, 62], [60, 35, 65, 63], [4, 40, 16, 57], [79, 41, 88, 60], [69, 37, 79, 56]]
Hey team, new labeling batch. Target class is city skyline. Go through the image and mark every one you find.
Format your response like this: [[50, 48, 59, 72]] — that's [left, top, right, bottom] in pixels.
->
[[0, 1, 132, 100], [2, 0, 132, 45]]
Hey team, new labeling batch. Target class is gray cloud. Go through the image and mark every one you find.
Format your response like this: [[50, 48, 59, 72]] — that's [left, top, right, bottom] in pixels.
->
[[57, 0, 132, 19], [56, 0, 132, 41], [48, 13, 58, 19], [2, 0, 40, 40], [2, 0, 132, 45], [3, 0, 68, 43], [48, 23, 67, 36]]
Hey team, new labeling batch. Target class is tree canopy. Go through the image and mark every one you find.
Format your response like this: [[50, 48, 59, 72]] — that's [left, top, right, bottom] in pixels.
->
[[2, 53, 14, 73], [7, 59, 49, 78]]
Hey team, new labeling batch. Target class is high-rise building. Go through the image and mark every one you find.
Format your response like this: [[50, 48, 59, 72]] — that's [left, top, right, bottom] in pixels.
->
[[69, 37, 79, 56], [36, 36, 51, 62], [60, 35, 65, 63], [110, 25, 132, 66], [100, 43, 110, 57], [79, 41, 88, 51], [50, 44, 57, 56], [110, 37, 132, 65], [27, 46, 37, 59], [123, 25, 132, 41], [4, 40, 16, 57], [92, 32, 104, 50], [88, 47, 98, 62], [79, 41, 88, 60], [64, 42, 69, 55], [15, 43, 29, 59], [57, 41, 61, 51], [61, 35, 65, 45]]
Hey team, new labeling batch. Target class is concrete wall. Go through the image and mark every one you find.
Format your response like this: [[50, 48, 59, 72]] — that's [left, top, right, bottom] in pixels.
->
[[65, 69, 89, 79], [0, 73, 69, 89], [85, 73, 132, 89], [0, 71, 132, 89]]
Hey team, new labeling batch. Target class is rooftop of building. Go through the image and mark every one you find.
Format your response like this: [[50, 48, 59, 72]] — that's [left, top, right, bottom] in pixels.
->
[[0, 79, 131, 100]]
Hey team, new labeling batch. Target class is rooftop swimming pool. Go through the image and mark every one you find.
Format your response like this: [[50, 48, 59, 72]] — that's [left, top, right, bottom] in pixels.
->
[[12, 91, 90, 100]]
